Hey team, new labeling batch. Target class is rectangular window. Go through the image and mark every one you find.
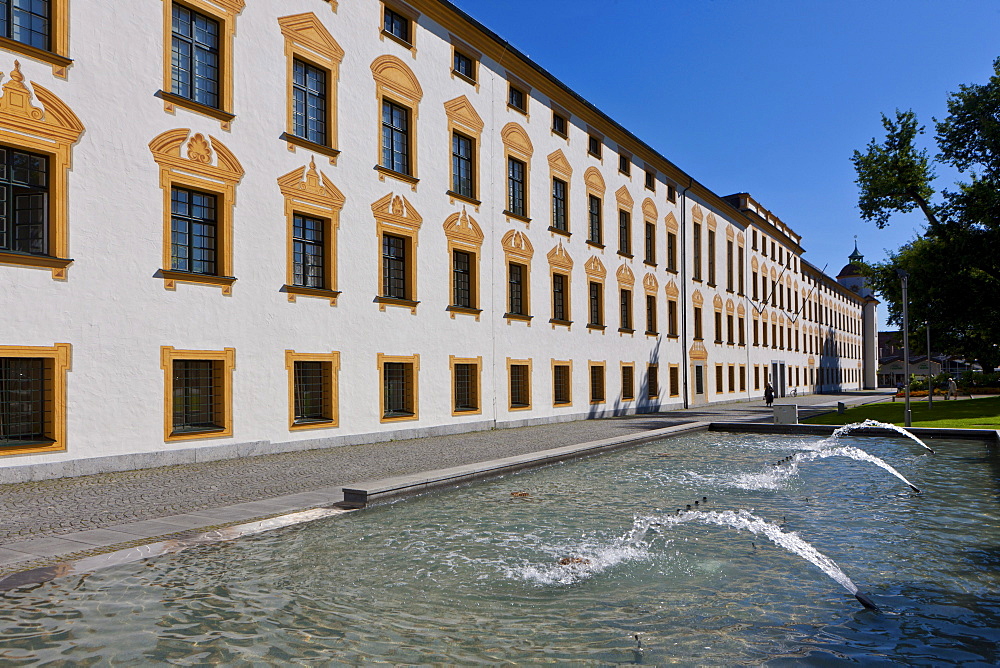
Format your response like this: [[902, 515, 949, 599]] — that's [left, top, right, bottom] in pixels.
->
[[707, 229, 716, 284], [618, 153, 630, 175], [0, 357, 46, 446], [382, 233, 407, 299], [0, 0, 50, 50], [752, 229, 758, 250], [588, 134, 602, 158], [669, 365, 679, 397], [667, 183, 676, 203], [508, 262, 525, 315], [646, 294, 657, 334], [0, 145, 49, 256], [645, 170, 655, 191], [553, 363, 571, 405], [738, 316, 745, 345], [762, 320, 768, 346], [510, 363, 530, 408], [693, 306, 703, 340], [508, 85, 526, 112], [715, 364, 724, 394], [382, 6, 410, 43], [644, 222, 655, 264], [727, 314, 734, 344], [648, 364, 659, 399], [695, 365, 704, 395], [551, 177, 567, 231], [726, 240, 734, 291], [452, 249, 471, 308], [589, 364, 605, 403], [293, 360, 332, 424], [552, 272, 567, 321], [754, 365, 760, 390], [588, 281, 603, 326], [172, 359, 222, 433], [383, 361, 415, 418], [620, 289, 632, 331], [292, 213, 324, 288], [728, 364, 735, 393], [552, 111, 567, 136], [738, 245, 745, 294], [588, 194, 602, 244], [692, 223, 702, 280], [171, 3, 220, 109], [451, 131, 475, 198], [668, 299, 678, 336], [622, 364, 634, 401], [453, 50, 474, 80], [507, 157, 526, 217], [714, 311, 723, 343], [752, 272, 758, 300], [292, 59, 327, 146], [453, 362, 478, 413], [381, 100, 410, 174], [618, 210, 631, 255], [171, 187, 217, 275], [667, 231, 677, 272]]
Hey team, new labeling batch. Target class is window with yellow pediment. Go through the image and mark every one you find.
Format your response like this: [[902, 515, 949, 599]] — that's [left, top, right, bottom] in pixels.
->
[[373, 192, 422, 313], [0, 60, 83, 279], [278, 158, 344, 305], [502, 122, 533, 224], [547, 149, 572, 236], [149, 129, 245, 294], [372, 55, 423, 187], [444, 95, 483, 207], [502, 229, 533, 323], [547, 241, 573, 327], [279, 12, 344, 162], [444, 208, 483, 318]]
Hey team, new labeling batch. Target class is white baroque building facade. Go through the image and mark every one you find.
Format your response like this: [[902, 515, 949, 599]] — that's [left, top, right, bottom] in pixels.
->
[[0, 0, 877, 481]]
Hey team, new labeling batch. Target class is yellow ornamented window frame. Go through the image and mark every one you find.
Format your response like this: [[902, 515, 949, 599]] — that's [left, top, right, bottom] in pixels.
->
[[149, 129, 245, 294], [378, 353, 419, 423], [373, 193, 422, 314], [444, 208, 483, 319], [379, 0, 419, 56], [372, 54, 422, 189], [501, 229, 533, 325], [551, 359, 572, 407], [449, 35, 480, 89], [0, 343, 71, 456], [444, 95, 483, 208], [278, 12, 344, 163], [285, 350, 340, 431], [501, 122, 533, 224], [668, 363, 681, 397], [583, 167, 606, 250], [546, 241, 573, 329], [647, 362, 660, 400], [506, 357, 532, 412], [588, 360, 606, 405], [585, 255, 607, 332], [449, 355, 482, 416], [160, 346, 236, 442], [620, 362, 635, 402], [0, 60, 83, 279], [0, 0, 70, 77], [278, 158, 345, 305], [547, 149, 572, 237], [159, 0, 245, 130]]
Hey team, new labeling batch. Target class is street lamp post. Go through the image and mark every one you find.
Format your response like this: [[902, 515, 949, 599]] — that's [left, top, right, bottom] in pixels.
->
[[926, 320, 932, 409], [897, 268, 912, 427]]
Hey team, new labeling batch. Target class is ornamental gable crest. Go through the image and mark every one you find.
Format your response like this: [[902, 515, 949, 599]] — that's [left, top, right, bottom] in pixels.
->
[[547, 242, 573, 269], [643, 272, 658, 293], [444, 95, 483, 132], [501, 122, 533, 156], [547, 149, 573, 177], [584, 166, 605, 193], [615, 185, 633, 209], [277, 158, 344, 209], [584, 255, 606, 279], [443, 208, 483, 244], [642, 198, 657, 221], [501, 229, 533, 259], [616, 263, 635, 286], [372, 192, 422, 230]]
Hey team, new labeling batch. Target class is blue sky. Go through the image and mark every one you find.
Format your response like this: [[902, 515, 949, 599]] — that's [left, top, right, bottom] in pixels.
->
[[450, 0, 999, 328]]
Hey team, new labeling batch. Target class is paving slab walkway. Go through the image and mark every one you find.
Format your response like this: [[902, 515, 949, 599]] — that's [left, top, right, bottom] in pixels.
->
[[0, 391, 890, 576]]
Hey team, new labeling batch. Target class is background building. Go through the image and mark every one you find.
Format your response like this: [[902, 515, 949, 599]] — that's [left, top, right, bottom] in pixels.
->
[[0, 0, 874, 481]]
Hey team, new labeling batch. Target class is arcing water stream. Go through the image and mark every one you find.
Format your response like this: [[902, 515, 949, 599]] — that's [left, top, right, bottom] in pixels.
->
[[833, 418, 935, 453]]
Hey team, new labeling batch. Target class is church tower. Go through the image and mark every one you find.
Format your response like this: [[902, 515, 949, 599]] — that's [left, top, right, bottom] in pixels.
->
[[837, 240, 878, 389]]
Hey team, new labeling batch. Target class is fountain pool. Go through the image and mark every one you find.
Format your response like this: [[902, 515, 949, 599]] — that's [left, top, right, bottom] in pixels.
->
[[2, 430, 999, 664]]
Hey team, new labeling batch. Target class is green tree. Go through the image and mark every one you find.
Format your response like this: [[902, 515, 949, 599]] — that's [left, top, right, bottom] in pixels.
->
[[852, 58, 1000, 372]]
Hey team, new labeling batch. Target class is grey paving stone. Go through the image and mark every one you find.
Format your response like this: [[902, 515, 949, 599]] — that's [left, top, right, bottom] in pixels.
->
[[0, 547, 36, 566], [55, 528, 143, 548], [0, 391, 893, 550], [2, 536, 94, 558]]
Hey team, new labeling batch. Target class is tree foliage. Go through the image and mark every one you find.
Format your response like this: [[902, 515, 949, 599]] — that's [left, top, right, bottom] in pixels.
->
[[853, 58, 1000, 371]]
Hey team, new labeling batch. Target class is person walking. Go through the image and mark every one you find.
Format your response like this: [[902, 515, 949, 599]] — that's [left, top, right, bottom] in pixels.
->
[[764, 383, 774, 407], [946, 377, 958, 400]]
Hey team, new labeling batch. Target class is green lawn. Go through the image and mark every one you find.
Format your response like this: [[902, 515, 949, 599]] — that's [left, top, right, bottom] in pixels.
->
[[803, 396, 1000, 429]]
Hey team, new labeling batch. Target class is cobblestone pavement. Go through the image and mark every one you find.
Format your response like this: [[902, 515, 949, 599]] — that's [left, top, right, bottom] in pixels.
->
[[1, 392, 888, 546]]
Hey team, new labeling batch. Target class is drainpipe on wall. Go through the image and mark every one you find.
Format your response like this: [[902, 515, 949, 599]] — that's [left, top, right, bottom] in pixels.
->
[[679, 178, 692, 409]]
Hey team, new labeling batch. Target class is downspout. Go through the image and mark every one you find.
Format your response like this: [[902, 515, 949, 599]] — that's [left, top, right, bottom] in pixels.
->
[[679, 178, 692, 408]]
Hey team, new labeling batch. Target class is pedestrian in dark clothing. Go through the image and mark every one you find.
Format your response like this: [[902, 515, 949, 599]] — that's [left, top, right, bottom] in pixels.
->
[[764, 383, 774, 407]]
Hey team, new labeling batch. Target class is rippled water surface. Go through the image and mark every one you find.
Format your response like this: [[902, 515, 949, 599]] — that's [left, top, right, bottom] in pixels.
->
[[2, 431, 1000, 665]]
